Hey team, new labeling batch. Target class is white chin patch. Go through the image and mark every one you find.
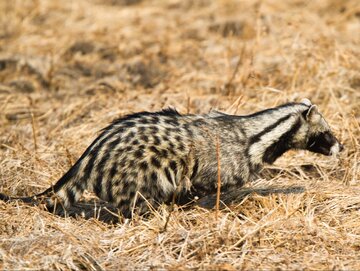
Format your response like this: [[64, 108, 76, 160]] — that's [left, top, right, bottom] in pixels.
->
[[330, 143, 340, 156]]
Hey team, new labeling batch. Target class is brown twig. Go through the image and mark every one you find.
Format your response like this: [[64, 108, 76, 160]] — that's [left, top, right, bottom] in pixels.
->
[[186, 94, 191, 114], [162, 190, 177, 233], [27, 96, 38, 153], [224, 45, 246, 94], [30, 110, 38, 152]]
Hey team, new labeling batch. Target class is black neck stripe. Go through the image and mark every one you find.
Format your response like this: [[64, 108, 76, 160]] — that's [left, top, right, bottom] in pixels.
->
[[249, 114, 292, 145], [262, 117, 302, 164]]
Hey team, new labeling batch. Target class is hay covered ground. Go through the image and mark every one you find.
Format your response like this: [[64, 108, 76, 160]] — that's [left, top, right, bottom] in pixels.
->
[[0, 0, 359, 269]]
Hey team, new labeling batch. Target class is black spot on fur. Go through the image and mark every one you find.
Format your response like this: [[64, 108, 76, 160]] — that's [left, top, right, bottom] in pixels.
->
[[128, 159, 135, 168], [66, 188, 76, 204], [150, 116, 159, 124], [162, 135, 169, 142], [169, 160, 177, 173], [138, 126, 146, 133], [151, 156, 161, 168], [141, 135, 149, 143], [153, 135, 161, 145], [160, 149, 168, 158], [121, 172, 127, 180], [123, 182, 137, 196], [179, 159, 187, 169], [151, 171, 158, 182], [169, 149, 177, 156], [129, 190, 136, 199], [171, 127, 182, 133], [123, 131, 136, 143], [119, 159, 126, 168], [134, 149, 144, 159], [114, 179, 121, 186], [106, 179, 114, 202], [109, 162, 118, 178], [118, 198, 131, 209], [120, 207, 132, 219], [108, 136, 122, 149], [94, 175, 102, 197], [94, 149, 111, 196], [166, 118, 179, 126], [82, 152, 98, 187], [234, 176, 245, 186], [177, 142, 185, 152], [164, 168, 173, 184], [138, 144, 145, 151], [75, 182, 85, 192], [132, 139, 139, 145], [149, 146, 161, 155], [116, 127, 126, 134], [164, 129, 171, 137], [186, 128, 194, 137], [139, 161, 148, 171], [139, 118, 150, 124], [168, 142, 175, 154], [122, 121, 136, 128], [149, 126, 159, 133], [143, 175, 149, 185]]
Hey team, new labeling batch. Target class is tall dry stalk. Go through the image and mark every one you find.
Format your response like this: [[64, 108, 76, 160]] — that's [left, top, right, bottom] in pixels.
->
[[215, 135, 222, 221]]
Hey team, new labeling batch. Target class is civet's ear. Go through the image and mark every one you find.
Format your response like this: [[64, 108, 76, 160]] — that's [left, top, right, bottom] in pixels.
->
[[301, 98, 312, 106], [303, 105, 321, 123]]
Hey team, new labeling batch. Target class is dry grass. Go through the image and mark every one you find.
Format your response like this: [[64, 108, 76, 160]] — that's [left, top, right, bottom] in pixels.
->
[[0, 0, 359, 269]]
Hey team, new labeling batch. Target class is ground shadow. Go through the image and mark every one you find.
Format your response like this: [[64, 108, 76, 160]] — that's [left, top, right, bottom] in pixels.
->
[[195, 185, 305, 209], [53, 199, 121, 224], [54, 185, 305, 223]]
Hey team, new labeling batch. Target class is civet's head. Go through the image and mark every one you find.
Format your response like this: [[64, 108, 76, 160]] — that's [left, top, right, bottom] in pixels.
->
[[297, 98, 344, 156]]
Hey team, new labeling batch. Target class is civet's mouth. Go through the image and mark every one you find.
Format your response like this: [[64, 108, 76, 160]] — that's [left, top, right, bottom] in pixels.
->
[[330, 142, 344, 156]]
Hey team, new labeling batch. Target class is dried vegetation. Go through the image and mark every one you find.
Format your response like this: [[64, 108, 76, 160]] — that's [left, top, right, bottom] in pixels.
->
[[0, 0, 359, 270]]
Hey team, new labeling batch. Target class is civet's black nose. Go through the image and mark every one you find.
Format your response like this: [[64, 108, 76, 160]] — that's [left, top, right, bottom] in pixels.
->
[[339, 143, 344, 152]]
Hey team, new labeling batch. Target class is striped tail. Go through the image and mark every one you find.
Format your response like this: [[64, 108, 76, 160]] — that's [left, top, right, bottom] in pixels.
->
[[0, 160, 86, 209], [0, 186, 54, 205], [0, 127, 107, 209]]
